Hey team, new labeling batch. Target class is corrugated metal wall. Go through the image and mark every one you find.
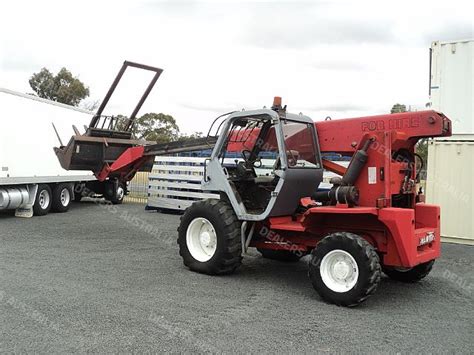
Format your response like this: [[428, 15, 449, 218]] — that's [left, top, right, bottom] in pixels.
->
[[426, 135, 474, 245]]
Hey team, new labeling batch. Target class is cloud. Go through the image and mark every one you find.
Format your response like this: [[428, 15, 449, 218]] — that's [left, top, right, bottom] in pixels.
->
[[237, 2, 396, 49], [179, 102, 243, 113], [422, 22, 473, 44], [139, 0, 198, 14], [309, 59, 368, 72], [303, 103, 371, 112], [244, 21, 395, 49]]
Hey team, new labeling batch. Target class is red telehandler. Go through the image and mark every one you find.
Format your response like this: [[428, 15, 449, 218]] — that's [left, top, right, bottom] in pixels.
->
[[55, 62, 452, 306]]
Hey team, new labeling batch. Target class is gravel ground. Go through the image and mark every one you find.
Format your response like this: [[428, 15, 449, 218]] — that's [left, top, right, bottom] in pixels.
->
[[0, 201, 473, 353]]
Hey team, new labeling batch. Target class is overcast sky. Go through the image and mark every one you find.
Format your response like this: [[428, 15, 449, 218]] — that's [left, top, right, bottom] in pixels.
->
[[1, 0, 472, 134]]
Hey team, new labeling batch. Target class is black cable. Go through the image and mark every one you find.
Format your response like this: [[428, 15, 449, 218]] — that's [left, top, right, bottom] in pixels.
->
[[414, 153, 424, 181]]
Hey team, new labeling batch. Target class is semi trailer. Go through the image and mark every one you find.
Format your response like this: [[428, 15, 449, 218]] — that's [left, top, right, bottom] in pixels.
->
[[0, 88, 126, 218]]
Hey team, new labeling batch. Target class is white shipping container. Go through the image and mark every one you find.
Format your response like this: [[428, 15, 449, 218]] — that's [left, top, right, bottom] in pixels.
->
[[426, 135, 474, 245], [430, 39, 474, 134]]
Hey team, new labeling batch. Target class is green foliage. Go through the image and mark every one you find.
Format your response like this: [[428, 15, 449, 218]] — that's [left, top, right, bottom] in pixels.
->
[[416, 138, 429, 172], [390, 103, 407, 114], [179, 131, 203, 141], [116, 112, 202, 144], [132, 113, 180, 143], [29, 67, 89, 106]]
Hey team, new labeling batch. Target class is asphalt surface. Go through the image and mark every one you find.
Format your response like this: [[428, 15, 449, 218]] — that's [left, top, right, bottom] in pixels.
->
[[0, 201, 473, 353]]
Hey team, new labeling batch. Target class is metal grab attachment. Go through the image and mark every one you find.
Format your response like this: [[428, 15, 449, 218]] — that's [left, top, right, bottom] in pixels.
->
[[54, 61, 164, 178], [89, 61, 163, 132]]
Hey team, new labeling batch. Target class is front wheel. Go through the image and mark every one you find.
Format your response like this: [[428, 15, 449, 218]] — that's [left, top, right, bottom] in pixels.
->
[[177, 199, 242, 275], [308, 232, 381, 307], [383, 260, 435, 282]]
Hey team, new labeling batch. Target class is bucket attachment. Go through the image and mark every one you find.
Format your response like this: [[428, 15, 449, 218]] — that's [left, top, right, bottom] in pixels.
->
[[54, 61, 163, 177]]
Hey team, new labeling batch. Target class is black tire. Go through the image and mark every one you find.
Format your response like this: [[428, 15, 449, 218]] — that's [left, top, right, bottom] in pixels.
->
[[383, 260, 435, 283], [177, 199, 242, 275], [33, 184, 52, 216], [258, 248, 303, 262], [104, 181, 125, 205], [308, 232, 381, 307], [51, 183, 73, 213]]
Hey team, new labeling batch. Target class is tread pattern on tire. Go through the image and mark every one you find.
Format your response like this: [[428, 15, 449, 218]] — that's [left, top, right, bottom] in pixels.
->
[[177, 199, 242, 275], [309, 232, 381, 307], [33, 184, 52, 216], [52, 183, 72, 213], [383, 260, 435, 283]]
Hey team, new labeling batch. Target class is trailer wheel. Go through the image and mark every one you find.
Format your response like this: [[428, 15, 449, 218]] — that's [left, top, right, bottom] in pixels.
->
[[308, 232, 381, 307], [383, 260, 435, 282], [51, 183, 73, 213], [178, 199, 242, 275], [33, 184, 52, 216], [257, 248, 303, 262]]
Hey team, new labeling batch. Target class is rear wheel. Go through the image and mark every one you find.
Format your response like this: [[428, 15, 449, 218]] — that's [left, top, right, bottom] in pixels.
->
[[178, 199, 242, 275], [33, 184, 52, 216], [383, 260, 435, 282], [52, 183, 73, 213], [309, 232, 381, 307], [258, 248, 303, 262]]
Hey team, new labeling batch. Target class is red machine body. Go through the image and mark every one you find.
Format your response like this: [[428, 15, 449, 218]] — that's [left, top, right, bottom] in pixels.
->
[[251, 110, 451, 268]]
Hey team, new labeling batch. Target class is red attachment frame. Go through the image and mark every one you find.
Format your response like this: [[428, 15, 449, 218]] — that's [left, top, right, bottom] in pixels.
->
[[96, 146, 152, 182]]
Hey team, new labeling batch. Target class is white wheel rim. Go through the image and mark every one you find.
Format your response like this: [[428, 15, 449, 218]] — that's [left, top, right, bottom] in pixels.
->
[[320, 249, 359, 293], [60, 188, 71, 207], [117, 186, 124, 200], [38, 190, 50, 209], [186, 217, 217, 262]]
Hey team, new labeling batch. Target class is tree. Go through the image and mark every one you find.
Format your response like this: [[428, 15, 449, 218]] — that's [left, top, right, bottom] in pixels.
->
[[180, 131, 204, 141], [79, 99, 100, 112], [29, 67, 89, 106], [132, 113, 180, 143], [116, 112, 202, 144], [390, 103, 407, 114]]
